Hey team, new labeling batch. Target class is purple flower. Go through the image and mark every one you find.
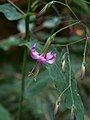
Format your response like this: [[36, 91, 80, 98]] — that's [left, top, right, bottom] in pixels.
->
[[30, 44, 56, 64]]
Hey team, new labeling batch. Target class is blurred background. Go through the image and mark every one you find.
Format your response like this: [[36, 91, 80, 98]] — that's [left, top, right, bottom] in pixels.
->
[[0, 0, 90, 120]]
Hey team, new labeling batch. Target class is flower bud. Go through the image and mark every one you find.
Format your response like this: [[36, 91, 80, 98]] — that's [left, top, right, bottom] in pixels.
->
[[70, 111, 76, 120], [54, 102, 59, 115], [61, 59, 65, 72], [81, 63, 85, 80]]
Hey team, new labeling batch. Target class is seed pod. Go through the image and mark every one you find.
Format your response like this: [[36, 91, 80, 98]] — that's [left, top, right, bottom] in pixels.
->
[[54, 102, 59, 115], [61, 59, 65, 72], [81, 63, 85, 80], [70, 112, 76, 120], [70, 110, 76, 120]]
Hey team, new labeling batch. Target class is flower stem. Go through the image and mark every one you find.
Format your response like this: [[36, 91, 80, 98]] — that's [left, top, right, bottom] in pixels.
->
[[18, 1, 31, 120], [42, 21, 79, 54], [18, 47, 27, 120]]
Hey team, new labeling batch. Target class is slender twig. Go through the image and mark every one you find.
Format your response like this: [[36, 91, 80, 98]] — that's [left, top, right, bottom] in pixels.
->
[[18, 1, 30, 120], [53, 21, 80, 36], [52, 4, 61, 17], [64, 0, 90, 40], [80, 36, 88, 79], [83, 37, 88, 64], [52, 1, 67, 6], [42, 21, 80, 54], [7, 0, 25, 15], [66, 46, 75, 107], [38, 0, 66, 16], [65, 0, 68, 5], [55, 85, 70, 109], [54, 36, 90, 47], [65, 0, 80, 22], [54, 46, 76, 114]]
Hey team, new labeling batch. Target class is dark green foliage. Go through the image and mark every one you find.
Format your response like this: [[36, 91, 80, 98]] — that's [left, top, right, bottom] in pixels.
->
[[0, 3, 23, 20]]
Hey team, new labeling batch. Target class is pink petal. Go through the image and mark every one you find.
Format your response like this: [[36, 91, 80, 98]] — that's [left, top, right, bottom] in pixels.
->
[[30, 44, 56, 64], [30, 44, 40, 59], [46, 52, 56, 64], [37, 55, 46, 64], [46, 52, 54, 60]]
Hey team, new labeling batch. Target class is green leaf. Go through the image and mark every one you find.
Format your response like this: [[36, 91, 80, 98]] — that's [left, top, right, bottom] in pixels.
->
[[24, 45, 84, 120], [25, 70, 52, 99], [73, 0, 90, 14], [25, 70, 56, 120], [46, 47, 84, 120], [0, 37, 21, 50], [0, 3, 23, 20], [0, 105, 11, 120]]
